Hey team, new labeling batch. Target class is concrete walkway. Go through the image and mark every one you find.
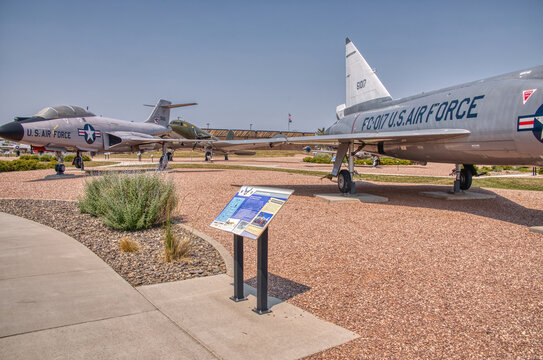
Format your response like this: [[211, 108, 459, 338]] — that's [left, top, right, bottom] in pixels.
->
[[0, 212, 357, 360]]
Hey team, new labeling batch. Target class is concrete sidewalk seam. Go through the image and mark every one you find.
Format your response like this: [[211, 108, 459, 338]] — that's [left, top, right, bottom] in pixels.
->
[[136, 288, 223, 360], [0, 266, 107, 281], [0, 309, 158, 340]]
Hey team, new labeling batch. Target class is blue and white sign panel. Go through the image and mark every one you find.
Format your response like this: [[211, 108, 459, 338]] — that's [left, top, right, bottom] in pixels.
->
[[210, 186, 293, 239]]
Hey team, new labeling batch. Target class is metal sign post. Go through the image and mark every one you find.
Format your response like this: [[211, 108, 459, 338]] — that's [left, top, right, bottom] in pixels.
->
[[253, 228, 270, 314], [230, 234, 247, 302]]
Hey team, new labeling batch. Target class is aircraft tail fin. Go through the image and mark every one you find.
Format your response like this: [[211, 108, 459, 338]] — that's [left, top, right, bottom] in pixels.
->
[[144, 100, 198, 126], [345, 37, 391, 108]]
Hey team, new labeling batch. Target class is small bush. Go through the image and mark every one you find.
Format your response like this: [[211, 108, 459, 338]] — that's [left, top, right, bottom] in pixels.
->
[[19, 154, 40, 161], [164, 221, 192, 262], [480, 166, 492, 173], [39, 155, 53, 162], [0, 158, 56, 172], [303, 156, 333, 164], [303, 155, 413, 166], [78, 172, 177, 230], [64, 154, 91, 162], [119, 237, 140, 252]]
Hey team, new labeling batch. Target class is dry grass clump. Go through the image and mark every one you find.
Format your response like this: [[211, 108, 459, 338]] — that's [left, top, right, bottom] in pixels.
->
[[119, 237, 140, 252], [164, 221, 192, 262]]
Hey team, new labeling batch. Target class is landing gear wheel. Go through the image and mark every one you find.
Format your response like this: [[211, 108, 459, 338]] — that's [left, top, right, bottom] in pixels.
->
[[224, 154, 229, 161], [55, 163, 65, 175], [158, 155, 167, 170], [460, 168, 472, 190], [337, 169, 352, 194], [205, 151, 212, 161], [167, 152, 173, 161], [74, 156, 82, 169]]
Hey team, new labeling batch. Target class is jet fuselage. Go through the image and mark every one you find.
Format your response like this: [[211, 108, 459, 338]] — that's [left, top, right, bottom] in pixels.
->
[[4, 116, 175, 153], [327, 67, 543, 165]]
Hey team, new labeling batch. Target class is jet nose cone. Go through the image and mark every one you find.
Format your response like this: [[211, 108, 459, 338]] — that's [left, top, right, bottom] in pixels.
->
[[0, 121, 24, 141]]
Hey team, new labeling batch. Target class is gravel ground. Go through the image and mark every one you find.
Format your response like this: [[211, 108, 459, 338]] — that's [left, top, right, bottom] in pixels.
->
[[0, 198, 225, 286], [1, 160, 542, 359]]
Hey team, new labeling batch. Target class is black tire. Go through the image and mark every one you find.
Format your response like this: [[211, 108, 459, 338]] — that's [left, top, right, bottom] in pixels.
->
[[54, 164, 59, 172], [205, 151, 211, 161], [337, 169, 352, 194], [159, 155, 165, 170], [464, 164, 476, 177], [460, 168, 472, 190], [224, 154, 229, 161], [58, 164, 65, 174], [74, 157, 82, 169], [167, 152, 173, 161]]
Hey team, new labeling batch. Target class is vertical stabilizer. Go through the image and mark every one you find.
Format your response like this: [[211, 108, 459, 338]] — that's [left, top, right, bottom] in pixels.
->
[[345, 38, 391, 108], [145, 99, 172, 126]]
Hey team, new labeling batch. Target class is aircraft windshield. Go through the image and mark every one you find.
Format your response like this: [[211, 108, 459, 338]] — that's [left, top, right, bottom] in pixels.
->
[[34, 105, 95, 120]]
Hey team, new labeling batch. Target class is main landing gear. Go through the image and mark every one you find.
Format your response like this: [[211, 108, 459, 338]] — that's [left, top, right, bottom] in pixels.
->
[[158, 144, 172, 171], [452, 164, 477, 192], [54, 151, 65, 175], [204, 150, 213, 161], [337, 169, 352, 194], [73, 151, 84, 171], [330, 142, 358, 194]]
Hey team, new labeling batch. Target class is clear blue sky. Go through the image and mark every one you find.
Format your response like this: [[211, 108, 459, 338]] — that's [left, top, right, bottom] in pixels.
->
[[1, 0, 542, 131]]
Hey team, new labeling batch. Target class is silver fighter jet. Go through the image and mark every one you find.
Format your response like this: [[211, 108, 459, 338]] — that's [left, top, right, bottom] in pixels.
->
[[0, 100, 196, 174], [277, 38, 543, 193]]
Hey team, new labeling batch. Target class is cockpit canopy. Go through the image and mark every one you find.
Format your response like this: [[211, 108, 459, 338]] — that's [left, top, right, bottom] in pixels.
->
[[34, 105, 95, 120]]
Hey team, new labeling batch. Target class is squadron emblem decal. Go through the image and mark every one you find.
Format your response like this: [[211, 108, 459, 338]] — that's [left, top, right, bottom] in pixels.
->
[[78, 124, 102, 144], [523, 89, 537, 104], [517, 104, 543, 143]]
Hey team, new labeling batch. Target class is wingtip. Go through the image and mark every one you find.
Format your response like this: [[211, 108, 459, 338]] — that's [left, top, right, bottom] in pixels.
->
[[345, 37, 351, 44]]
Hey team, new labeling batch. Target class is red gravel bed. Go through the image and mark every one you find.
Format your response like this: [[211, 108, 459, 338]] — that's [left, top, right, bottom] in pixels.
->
[[1, 164, 542, 359]]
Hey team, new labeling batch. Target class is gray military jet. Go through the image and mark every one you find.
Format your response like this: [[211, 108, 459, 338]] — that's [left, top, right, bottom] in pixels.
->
[[0, 100, 196, 173], [275, 38, 543, 193]]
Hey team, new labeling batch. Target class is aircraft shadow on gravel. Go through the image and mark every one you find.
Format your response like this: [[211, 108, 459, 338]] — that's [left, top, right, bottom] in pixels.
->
[[231, 182, 543, 228]]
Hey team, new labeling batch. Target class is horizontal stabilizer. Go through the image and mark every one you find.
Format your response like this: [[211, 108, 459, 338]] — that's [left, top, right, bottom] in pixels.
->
[[144, 102, 198, 108]]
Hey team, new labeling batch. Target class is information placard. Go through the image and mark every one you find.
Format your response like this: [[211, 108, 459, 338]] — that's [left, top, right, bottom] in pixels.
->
[[210, 186, 293, 239]]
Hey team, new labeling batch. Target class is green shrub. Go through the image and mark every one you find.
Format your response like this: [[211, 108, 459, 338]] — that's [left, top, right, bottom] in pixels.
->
[[491, 165, 503, 172], [539, 168, 543, 175], [0, 158, 56, 172], [78, 172, 177, 231], [303, 156, 414, 165], [64, 154, 91, 162], [19, 154, 39, 161], [303, 156, 334, 164], [480, 166, 493, 173], [379, 158, 414, 165], [39, 155, 53, 162]]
